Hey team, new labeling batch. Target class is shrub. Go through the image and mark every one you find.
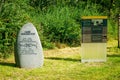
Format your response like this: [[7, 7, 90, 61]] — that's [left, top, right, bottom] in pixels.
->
[[0, 0, 31, 58]]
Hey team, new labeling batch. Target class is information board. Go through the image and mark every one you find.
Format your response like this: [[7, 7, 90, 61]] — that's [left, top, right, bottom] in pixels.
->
[[81, 17, 107, 43], [81, 16, 107, 63]]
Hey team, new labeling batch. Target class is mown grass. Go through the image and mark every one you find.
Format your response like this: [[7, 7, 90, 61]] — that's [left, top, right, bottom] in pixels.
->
[[0, 41, 120, 80]]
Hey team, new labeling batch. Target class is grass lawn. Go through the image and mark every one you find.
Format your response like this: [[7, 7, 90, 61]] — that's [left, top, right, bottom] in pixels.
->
[[0, 40, 120, 80]]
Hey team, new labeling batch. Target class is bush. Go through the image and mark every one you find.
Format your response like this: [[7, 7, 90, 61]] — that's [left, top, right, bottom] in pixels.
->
[[0, 0, 32, 58], [39, 6, 81, 46], [0, 0, 119, 58]]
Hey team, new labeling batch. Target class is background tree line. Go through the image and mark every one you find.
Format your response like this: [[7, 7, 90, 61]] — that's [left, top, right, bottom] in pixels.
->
[[0, 0, 120, 58]]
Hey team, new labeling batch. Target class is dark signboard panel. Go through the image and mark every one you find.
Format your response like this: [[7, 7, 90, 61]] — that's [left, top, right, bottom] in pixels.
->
[[82, 19, 92, 27], [92, 27, 102, 34], [82, 27, 91, 34], [82, 34, 91, 43], [81, 16, 107, 43], [103, 19, 107, 26], [102, 27, 107, 34], [92, 35, 102, 42]]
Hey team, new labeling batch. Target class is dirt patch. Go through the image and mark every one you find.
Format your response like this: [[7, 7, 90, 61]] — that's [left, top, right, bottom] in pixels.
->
[[44, 47, 81, 57]]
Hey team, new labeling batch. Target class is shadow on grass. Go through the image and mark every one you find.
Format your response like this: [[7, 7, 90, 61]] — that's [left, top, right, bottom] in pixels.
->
[[0, 62, 16, 67], [45, 57, 81, 62], [107, 54, 120, 57]]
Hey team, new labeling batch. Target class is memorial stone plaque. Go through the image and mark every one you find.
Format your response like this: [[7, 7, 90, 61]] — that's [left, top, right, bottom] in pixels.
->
[[15, 23, 44, 68]]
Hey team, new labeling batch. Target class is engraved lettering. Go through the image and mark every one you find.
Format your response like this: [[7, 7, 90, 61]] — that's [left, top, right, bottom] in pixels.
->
[[18, 38, 37, 55], [21, 31, 35, 35]]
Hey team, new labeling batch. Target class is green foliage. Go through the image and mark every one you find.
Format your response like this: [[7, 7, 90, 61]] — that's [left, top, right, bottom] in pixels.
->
[[108, 19, 118, 40], [40, 6, 80, 46], [79, 1, 102, 16], [0, 0, 32, 58], [34, 1, 102, 47], [0, 0, 119, 57]]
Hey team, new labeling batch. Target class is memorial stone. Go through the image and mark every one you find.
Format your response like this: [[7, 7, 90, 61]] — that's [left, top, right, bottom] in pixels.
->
[[15, 23, 44, 68]]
